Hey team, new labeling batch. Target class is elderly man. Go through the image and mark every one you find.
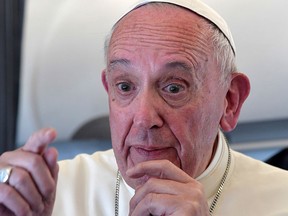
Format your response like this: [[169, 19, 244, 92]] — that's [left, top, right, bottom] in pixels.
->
[[1, 0, 288, 215]]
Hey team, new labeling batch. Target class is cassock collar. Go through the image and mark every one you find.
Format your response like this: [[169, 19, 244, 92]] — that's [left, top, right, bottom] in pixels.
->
[[196, 131, 230, 200]]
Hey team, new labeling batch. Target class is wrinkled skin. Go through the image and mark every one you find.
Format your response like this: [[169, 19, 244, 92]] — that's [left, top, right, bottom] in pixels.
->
[[102, 4, 250, 216]]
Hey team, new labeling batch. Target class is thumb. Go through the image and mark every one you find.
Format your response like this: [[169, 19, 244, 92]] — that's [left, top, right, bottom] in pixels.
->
[[22, 128, 57, 154]]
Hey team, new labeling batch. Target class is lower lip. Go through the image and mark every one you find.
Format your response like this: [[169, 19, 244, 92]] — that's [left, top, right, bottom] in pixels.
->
[[130, 147, 174, 161]]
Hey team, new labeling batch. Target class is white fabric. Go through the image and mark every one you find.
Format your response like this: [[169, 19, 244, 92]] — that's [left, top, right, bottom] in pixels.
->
[[53, 133, 288, 215], [117, 0, 236, 54], [196, 132, 223, 181]]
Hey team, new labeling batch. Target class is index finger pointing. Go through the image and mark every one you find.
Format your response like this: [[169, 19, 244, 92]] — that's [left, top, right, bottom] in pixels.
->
[[126, 160, 192, 183], [22, 128, 57, 154]]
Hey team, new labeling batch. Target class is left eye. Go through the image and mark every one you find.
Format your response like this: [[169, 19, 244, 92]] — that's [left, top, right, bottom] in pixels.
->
[[164, 84, 184, 93]]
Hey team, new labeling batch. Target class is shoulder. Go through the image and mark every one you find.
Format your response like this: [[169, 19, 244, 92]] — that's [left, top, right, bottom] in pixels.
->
[[232, 150, 288, 180], [217, 150, 288, 215], [59, 149, 117, 180], [229, 150, 288, 200]]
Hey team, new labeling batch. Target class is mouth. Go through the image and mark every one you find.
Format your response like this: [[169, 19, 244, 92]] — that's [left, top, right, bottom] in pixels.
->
[[134, 147, 168, 157], [129, 146, 177, 163]]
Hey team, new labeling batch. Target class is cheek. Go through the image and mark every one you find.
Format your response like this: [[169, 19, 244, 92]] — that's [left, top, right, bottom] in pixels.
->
[[109, 107, 127, 145], [109, 101, 135, 160], [109, 107, 131, 169], [170, 108, 204, 141], [168, 109, 215, 176]]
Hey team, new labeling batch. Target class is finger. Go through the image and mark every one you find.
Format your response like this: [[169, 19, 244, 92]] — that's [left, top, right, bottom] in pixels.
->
[[130, 193, 177, 216], [42, 147, 59, 205], [0, 183, 32, 216], [7, 167, 44, 213], [21, 153, 56, 200], [126, 160, 192, 183], [131, 192, 208, 216], [43, 147, 59, 179], [22, 128, 57, 154], [1, 151, 56, 200], [130, 177, 203, 214], [130, 178, 173, 214]]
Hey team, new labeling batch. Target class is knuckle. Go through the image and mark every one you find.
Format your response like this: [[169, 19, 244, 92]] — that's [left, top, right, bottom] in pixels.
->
[[188, 181, 205, 194], [196, 182, 205, 195], [29, 155, 42, 167], [41, 178, 56, 199], [145, 178, 159, 190], [43, 181, 55, 195], [145, 193, 155, 206], [146, 177, 154, 186], [194, 186, 204, 200], [144, 193, 159, 213], [12, 169, 30, 186]]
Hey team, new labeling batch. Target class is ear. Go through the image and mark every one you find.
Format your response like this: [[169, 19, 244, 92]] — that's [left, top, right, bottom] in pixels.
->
[[101, 69, 109, 93], [220, 72, 250, 132]]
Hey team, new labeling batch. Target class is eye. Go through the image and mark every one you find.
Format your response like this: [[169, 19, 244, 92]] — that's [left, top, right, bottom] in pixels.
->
[[163, 83, 184, 94], [160, 80, 191, 107], [117, 82, 132, 92]]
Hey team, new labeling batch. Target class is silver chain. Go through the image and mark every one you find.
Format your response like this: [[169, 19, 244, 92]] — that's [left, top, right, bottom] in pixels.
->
[[115, 170, 121, 216], [209, 143, 231, 215], [114, 143, 231, 216]]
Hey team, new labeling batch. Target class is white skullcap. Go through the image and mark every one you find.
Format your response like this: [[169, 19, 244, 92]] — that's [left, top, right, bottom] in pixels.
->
[[117, 0, 236, 55]]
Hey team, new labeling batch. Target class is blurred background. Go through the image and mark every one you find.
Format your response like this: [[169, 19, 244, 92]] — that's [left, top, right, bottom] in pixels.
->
[[1, 0, 287, 166]]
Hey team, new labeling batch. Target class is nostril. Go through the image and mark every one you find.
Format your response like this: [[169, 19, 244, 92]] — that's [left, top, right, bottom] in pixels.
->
[[150, 124, 159, 129]]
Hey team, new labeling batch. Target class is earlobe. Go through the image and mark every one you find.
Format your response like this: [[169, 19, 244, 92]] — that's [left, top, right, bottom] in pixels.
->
[[102, 70, 109, 92], [220, 73, 250, 132]]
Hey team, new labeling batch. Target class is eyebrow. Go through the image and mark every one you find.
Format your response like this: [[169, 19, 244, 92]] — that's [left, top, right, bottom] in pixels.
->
[[108, 58, 131, 70], [165, 61, 193, 73]]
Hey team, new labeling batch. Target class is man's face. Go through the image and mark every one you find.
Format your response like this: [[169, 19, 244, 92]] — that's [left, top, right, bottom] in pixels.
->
[[104, 5, 228, 188]]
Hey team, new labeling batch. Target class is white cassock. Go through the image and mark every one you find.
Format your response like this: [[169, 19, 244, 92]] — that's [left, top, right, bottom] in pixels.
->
[[52, 132, 288, 216]]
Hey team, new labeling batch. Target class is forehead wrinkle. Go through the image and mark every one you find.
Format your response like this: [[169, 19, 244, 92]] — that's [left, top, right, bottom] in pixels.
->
[[110, 20, 210, 70]]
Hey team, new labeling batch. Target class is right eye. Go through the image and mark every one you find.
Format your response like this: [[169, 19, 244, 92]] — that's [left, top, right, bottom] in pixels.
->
[[116, 82, 132, 92]]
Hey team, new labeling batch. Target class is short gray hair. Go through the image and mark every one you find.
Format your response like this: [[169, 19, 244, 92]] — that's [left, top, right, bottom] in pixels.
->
[[205, 22, 237, 85]]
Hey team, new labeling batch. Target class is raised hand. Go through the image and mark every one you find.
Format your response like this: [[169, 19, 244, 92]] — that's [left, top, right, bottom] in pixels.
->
[[0, 128, 59, 216]]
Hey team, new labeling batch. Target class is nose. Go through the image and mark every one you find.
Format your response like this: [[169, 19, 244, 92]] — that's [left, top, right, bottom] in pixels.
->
[[132, 91, 164, 130]]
